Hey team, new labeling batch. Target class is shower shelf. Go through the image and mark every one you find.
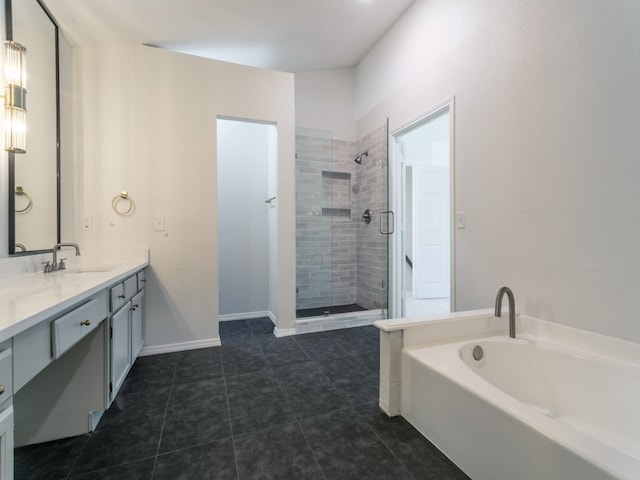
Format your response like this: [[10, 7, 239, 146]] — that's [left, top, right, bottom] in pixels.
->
[[321, 170, 352, 214], [321, 208, 351, 218], [321, 170, 350, 180]]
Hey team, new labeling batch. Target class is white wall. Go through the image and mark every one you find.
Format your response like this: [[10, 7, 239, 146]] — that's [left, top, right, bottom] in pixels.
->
[[74, 45, 296, 350], [295, 68, 356, 141], [356, 0, 640, 342], [217, 119, 272, 318]]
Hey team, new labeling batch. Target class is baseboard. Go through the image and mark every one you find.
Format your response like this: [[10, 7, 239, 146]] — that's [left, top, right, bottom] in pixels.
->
[[139, 337, 222, 356], [295, 309, 386, 334], [273, 327, 296, 337], [219, 311, 273, 322], [88, 410, 105, 432]]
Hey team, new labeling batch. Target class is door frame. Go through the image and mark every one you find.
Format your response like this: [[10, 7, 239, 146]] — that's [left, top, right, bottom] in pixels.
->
[[389, 97, 456, 318]]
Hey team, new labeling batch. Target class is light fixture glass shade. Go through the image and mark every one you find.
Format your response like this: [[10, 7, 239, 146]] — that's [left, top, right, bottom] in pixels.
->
[[5, 105, 26, 153], [4, 41, 26, 89], [3, 40, 27, 153]]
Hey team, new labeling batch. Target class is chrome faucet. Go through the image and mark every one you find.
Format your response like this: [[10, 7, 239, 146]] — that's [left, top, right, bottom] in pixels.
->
[[49, 242, 81, 272], [495, 286, 516, 338]]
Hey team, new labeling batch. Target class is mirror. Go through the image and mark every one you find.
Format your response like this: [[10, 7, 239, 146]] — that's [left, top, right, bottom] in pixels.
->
[[7, 0, 60, 254]]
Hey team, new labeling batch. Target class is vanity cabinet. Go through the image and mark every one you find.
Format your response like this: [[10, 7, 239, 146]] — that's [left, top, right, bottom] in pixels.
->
[[110, 304, 131, 398], [0, 260, 148, 478], [131, 290, 145, 359], [108, 271, 145, 402], [0, 343, 13, 480], [13, 290, 107, 392], [13, 291, 108, 447]]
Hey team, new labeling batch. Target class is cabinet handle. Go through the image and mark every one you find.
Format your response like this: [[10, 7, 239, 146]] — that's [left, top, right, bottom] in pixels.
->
[[118, 293, 126, 299], [141, 279, 146, 283], [80, 320, 91, 326], [131, 304, 139, 311], [0, 385, 4, 395]]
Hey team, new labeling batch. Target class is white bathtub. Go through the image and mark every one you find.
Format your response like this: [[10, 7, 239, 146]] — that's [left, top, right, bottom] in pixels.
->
[[376, 312, 640, 480]]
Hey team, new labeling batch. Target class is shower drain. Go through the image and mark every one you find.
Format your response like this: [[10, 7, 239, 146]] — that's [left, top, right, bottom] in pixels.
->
[[472, 345, 484, 361]]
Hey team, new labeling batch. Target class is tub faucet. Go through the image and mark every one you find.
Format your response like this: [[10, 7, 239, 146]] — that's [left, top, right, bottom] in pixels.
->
[[50, 242, 81, 272], [495, 286, 516, 338]]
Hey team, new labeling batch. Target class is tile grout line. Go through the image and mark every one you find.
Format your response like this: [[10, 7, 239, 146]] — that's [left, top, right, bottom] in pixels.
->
[[352, 404, 418, 480], [221, 330, 243, 480], [149, 356, 179, 479], [63, 435, 92, 480], [261, 331, 329, 480]]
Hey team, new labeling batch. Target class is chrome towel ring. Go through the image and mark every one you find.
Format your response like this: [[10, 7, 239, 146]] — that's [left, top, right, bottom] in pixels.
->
[[15, 186, 32, 213], [111, 191, 135, 216]]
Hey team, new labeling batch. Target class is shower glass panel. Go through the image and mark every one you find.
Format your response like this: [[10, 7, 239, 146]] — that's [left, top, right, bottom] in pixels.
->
[[295, 124, 389, 324]]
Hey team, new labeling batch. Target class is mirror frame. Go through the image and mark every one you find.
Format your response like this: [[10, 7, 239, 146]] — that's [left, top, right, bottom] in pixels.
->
[[6, 0, 61, 255]]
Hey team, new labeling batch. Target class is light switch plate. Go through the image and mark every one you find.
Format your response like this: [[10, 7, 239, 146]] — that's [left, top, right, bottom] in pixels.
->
[[456, 211, 466, 229], [153, 215, 165, 231], [82, 215, 92, 231]]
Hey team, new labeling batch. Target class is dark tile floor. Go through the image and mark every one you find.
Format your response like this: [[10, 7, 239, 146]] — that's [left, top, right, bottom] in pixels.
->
[[15, 318, 469, 480]]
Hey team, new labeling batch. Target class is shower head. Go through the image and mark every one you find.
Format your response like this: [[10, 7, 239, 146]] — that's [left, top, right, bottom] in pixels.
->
[[354, 151, 368, 165]]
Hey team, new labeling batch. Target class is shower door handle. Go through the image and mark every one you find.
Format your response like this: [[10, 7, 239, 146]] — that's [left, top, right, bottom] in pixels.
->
[[380, 210, 395, 235]]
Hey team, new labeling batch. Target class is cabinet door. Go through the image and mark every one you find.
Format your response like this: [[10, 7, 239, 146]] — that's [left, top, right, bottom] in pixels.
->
[[0, 405, 13, 480], [131, 290, 144, 360], [110, 303, 131, 400]]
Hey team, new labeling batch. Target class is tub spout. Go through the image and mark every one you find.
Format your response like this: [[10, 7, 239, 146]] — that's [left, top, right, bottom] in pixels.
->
[[495, 286, 516, 338]]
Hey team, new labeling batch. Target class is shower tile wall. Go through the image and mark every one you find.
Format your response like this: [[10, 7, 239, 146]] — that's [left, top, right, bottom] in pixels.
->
[[296, 130, 357, 310], [356, 124, 388, 310]]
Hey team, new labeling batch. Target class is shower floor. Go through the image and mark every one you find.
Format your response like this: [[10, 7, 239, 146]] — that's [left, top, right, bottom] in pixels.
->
[[296, 303, 367, 318]]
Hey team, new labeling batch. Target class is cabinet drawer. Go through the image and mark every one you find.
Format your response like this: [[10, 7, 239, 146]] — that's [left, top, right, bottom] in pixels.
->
[[123, 275, 138, 299], [0, 346, 12, 403], [110, 275, 139, 312], [51, 297, 105, 359], [137, 270, 146, 290], [13, 321, 52, 392], [110, 283, 126, 312]]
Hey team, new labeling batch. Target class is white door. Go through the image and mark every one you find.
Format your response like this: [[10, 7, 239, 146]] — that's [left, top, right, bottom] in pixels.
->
[[413, 164, 450, 298]]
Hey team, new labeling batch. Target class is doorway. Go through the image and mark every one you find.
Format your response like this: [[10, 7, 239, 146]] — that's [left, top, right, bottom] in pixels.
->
[[391, 102, 454, 318], [217, 117, 278, 321]]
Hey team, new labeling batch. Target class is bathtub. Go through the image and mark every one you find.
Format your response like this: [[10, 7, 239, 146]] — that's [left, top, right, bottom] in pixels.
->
[[377, 312, 640, 480]]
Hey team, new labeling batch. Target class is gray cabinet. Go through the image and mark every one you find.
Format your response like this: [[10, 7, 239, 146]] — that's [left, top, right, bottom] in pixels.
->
[[108, 270, 145, 402], [110, 303, 131, 398], [131, 290, 145, 359], [0, 343, 13, 480]]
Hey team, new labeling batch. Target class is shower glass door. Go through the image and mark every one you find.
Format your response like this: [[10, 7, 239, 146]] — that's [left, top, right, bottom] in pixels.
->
[[295, 124, 390, 321]]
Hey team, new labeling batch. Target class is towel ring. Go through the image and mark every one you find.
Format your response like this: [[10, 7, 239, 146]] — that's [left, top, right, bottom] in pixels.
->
[[15, 186, 32, 213], [111, 191, 135, 216]]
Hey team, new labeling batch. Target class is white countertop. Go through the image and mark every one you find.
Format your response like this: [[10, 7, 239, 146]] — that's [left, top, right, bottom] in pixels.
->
[[0, 261, 148, 343]]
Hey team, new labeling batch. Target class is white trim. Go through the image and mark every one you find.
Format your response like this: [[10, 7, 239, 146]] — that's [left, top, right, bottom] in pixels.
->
[[219, 311, 273, 322], [389, 97, 456, 318], [390, 97, 454, 137], [139, 337, 222, 356], [273, 327, 296, 337], [88, 410, 105, 432], [295, 309, 386, 335]]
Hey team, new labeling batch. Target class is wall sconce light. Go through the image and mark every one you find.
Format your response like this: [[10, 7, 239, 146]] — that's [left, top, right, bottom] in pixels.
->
[[3, 40, 27, 154]]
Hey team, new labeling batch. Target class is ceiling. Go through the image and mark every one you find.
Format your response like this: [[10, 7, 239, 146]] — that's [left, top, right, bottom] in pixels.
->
[[43, 0, 417, 72]]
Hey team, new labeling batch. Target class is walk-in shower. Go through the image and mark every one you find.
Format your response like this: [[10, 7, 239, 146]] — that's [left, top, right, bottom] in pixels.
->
[[295, 126, 389, 333]]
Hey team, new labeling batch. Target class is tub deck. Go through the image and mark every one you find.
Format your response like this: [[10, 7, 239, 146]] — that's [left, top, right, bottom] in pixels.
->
[[376, 312, 640, 480]]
